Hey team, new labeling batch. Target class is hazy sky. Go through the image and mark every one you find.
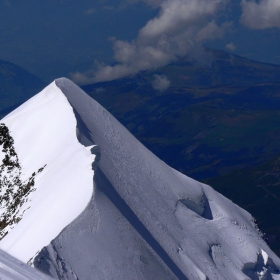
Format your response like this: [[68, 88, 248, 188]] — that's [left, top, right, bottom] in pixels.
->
[[0, 0, 279, 83]]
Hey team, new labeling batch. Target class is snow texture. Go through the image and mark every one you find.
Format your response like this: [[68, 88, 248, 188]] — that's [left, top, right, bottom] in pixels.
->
[[0, 82, 95, 263], [34, 78, 280, 280], [0, 248, 53, 279], [1, 77, 280, 279]]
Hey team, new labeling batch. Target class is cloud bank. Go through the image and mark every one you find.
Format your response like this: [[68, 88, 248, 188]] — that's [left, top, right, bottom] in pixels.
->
[[241, 0, 280, 29], [152, 74, 170, 91], [72, 0, 229, 84]]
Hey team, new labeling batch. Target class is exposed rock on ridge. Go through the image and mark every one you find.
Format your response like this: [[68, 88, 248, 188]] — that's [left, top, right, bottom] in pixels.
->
[[0, 123, 46, 240]]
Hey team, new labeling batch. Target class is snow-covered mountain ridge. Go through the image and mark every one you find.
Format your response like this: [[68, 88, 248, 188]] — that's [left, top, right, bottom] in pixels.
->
[[0, 81, 95, 263], [0, 78, 280, 279]]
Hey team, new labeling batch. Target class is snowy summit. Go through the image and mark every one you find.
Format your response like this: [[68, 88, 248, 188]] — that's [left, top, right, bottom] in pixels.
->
[[0, 78, 279, 280]]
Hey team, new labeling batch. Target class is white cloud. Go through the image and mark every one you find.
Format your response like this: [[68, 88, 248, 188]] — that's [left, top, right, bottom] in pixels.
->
[[226, 42, 236, 51], [152, 74, 170, 91], [139, 0, 224, 39], [71, 0, 230, 84], [241, 0, 280, 29]]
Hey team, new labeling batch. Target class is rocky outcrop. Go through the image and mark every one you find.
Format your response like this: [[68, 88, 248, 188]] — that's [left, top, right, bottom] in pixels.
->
[[0, 123, 45, 239]]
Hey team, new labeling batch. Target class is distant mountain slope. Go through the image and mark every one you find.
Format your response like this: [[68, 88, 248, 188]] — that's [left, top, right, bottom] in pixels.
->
[[82, 50, 280, 181], [1, 78, 277, 279], [0, 59, 46, 119], [157, 49, 280, 88]]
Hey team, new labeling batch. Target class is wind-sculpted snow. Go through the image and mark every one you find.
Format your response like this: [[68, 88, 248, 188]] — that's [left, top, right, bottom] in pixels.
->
[[35, 183, 176, 280], [31, 77, 279, 280], [0, 82, 96, 263]]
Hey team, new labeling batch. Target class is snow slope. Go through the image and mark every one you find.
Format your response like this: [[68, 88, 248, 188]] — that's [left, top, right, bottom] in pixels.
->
[[0, 81, 95, 262], [37, 78, 280, 280], [0, 249, 53, 280], [1, 78, 280, 279]]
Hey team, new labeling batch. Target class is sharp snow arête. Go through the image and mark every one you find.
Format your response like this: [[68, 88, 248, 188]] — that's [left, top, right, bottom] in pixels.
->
[[0, 78, 279, 280]]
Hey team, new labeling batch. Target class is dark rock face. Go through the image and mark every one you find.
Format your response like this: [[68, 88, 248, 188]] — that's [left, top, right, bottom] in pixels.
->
[[0, 123, 46, 239]]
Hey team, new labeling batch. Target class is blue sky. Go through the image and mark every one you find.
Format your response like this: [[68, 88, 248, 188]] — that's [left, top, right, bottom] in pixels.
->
[[0, 0, 279, 83]]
